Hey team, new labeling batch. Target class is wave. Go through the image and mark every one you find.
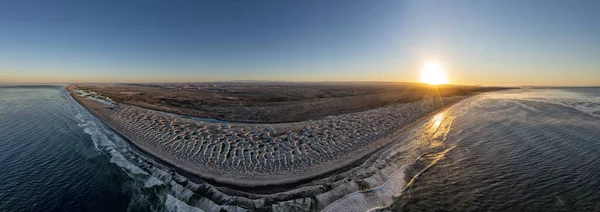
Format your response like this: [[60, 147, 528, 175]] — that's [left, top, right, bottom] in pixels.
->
[[323, 146, 455, 212], [322, 165, 408, 212], [165, 195, 205, 212], [484, 89, 600, 118], [559, 99, 600, 117]]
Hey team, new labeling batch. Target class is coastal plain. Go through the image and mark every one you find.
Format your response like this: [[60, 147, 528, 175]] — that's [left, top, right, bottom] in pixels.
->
[[68, 82, 484, 187]]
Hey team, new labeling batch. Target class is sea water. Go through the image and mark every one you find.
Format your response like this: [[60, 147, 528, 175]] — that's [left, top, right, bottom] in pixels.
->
[[2, 86, 600, 211]]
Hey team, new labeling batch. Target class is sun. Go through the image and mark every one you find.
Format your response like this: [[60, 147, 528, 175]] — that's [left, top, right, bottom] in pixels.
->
[[420, 62, 448, 85]]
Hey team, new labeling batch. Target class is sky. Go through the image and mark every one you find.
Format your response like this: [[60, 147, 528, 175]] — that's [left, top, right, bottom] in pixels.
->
[[1, 0, 599, 86]]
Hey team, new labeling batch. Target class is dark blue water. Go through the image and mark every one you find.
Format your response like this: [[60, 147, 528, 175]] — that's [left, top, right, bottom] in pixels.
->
[[0, 86, 186, 212], [2, 86, 600, 211], [0, 86, 132, 211]]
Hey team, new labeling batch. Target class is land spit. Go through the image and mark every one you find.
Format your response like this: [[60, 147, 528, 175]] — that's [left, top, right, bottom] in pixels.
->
[[68, 85, 468, 187]]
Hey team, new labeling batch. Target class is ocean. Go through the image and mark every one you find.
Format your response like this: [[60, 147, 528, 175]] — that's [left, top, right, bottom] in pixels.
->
[[1, 86, 599, 211], [0, 86, 183, 211], [391, 88, 600, 211], [0, 86, 132, 211]]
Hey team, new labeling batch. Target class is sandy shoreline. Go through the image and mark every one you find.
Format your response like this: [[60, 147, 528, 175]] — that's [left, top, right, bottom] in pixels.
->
[[67, 85, 470, 187]]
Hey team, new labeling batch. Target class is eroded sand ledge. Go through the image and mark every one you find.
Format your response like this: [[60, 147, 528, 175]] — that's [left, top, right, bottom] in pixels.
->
[[68, 85, 468, 186]]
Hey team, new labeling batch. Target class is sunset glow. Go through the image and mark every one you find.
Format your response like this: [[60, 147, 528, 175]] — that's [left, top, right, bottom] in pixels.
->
[[420, 62, 448, 85]]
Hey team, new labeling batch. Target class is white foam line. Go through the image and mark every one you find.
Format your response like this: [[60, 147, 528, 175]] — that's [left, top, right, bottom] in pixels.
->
[[322, 165, 408, 212], [165, 195, 205, 212], [69, 98, 220, 212]]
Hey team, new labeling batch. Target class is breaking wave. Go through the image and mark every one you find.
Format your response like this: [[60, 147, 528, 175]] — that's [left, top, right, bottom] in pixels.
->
[[486, 89, 600, 117]]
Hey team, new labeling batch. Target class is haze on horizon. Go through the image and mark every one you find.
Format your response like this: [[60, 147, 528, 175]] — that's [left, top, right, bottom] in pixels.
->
[[1, 0, 599, 86]]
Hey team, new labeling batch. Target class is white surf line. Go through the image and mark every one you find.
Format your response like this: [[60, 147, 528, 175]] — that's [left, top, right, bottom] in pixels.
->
[[403, 146, 455, 190], [322, 108, 460, 212], [322, 145, 456, 212], [322, 165, 409, 212], [165, 194, 205, 212], [71, 96, 243, 212]]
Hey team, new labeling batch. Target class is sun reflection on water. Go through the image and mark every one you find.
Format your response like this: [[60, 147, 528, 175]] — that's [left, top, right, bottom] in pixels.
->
[[420, 111, 455, 148], [432, 112, 444, 128]]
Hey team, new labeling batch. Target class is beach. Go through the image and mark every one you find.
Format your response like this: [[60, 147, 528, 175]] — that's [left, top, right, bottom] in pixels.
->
[[67, 84, 468, 187]]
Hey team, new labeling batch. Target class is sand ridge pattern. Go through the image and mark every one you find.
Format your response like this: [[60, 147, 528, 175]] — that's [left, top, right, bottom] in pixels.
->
[[80, 94, 466, 186]]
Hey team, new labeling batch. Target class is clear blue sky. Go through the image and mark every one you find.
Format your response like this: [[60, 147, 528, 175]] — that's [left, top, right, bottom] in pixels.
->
[[1, 0, 599, 85]]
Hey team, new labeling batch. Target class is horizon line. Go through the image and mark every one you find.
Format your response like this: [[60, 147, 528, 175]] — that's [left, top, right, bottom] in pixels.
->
[[1, 80, 600, 88]]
